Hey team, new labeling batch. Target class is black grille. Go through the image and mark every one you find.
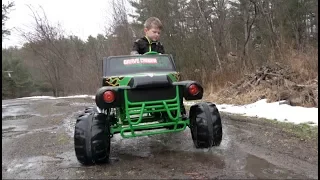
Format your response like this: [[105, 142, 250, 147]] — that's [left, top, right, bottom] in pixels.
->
[[127, 86, 176, 102]]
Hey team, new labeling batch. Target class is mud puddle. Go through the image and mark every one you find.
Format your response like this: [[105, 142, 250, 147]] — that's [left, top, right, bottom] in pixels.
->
[[2, 105, 29, 119], [2, 114, 36, 121], [4, 155, 64, 179], [2, 123, 59, 139], [63, 110, 84, 137], [2, 100, 39, 120], [244, 154, 302, 179]]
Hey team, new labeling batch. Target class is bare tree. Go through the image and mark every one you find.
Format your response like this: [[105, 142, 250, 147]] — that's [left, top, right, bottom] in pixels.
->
[[196, 0, 223, 72], [20, 5, 68, 96], [2, 1, 15, 38]]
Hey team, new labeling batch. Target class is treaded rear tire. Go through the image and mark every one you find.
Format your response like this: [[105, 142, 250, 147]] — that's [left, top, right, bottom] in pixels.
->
[[189, 102, 222, 148], [74, 111, 110, 165]]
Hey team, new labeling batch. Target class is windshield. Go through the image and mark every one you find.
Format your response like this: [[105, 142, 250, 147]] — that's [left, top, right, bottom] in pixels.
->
[[104, 55, 176, 76]]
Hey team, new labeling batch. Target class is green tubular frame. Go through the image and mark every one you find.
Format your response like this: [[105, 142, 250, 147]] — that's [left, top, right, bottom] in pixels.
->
[[110, 86, 189, 138]]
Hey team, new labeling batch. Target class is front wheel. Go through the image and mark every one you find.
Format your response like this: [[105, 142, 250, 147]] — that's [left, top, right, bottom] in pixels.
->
[[74, 111, 111, 165], [189, 102, 223, 148]]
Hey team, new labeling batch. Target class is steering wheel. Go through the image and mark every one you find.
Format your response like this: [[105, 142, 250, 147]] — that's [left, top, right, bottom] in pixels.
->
[[143, 51, 159, 55]]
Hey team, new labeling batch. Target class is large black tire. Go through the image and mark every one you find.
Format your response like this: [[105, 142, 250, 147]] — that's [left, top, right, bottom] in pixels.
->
[[189, 102, 222, 148], [74, 111, 111, 165]]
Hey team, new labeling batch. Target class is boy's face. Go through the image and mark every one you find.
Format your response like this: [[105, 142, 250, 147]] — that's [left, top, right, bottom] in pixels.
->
[[144, 27, 161, 41]]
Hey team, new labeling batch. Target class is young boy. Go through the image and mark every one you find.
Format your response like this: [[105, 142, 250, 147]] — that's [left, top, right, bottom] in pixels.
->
[[131, 17, 187, 119], [131, 17, 165, 55]]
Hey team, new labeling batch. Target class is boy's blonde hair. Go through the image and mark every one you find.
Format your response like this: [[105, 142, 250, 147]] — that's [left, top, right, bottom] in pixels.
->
[[144, 17, 163, 30]]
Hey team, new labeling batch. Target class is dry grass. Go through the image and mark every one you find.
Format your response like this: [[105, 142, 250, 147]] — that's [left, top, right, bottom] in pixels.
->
[[203, 46, 318, 107], [282, 45, 318, 81], [207, 86, 270, 105], [192, 61, 248, 95]]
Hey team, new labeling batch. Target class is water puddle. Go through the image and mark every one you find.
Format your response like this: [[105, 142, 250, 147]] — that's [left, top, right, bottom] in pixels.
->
[[244, 154, 307, 179], [110, 130, 226, 168], [2, 124, 28, 132], [2, 122, 58, 138], [70, 102, 95, 107], [2, 114, 36, 121], [63, 110, 84, 137], [1, 101, 39, 120], [2, 105, 28, 118], [54, 102, 70, 106], [2, 102, 30, 108], [3, 156, 63, 179], [55, 151, 81, 168]]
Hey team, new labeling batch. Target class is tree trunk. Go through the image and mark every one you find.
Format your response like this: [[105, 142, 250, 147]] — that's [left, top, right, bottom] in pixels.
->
[[243, 1, 249, 57], [316, 5, 318, 40]]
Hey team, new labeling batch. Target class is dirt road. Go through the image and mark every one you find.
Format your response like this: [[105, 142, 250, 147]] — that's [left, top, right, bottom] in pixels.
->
[[2, 97, 318, 179]]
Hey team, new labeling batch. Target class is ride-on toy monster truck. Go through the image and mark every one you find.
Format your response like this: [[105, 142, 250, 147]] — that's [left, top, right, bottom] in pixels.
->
[[74, 52, 223, 165]]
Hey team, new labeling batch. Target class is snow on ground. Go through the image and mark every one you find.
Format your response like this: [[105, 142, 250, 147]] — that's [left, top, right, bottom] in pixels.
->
[[5, 95, 318, 126], [221, 99, 317, 125], [186, 99, 318, 126]]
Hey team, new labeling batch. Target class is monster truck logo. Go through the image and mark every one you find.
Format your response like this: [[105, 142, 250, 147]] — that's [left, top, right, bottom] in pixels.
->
[[105, 76, 124, 86], [123, 58, 157, 65]]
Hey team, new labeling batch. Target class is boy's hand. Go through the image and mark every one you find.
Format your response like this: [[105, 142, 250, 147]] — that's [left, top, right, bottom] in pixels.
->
[[130, 51, 139, 55]]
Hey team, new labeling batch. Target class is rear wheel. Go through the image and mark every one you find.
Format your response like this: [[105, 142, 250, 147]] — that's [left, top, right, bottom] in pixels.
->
[[74, 111, 111, 165], [189, 102, 222, 148]]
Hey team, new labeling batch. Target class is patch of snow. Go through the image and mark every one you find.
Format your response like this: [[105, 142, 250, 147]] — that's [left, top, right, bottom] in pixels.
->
[[17, 96, 57, 100], [216, 99, 318, 125], [58, 95, 95, 99], [184, 99, 318, 126], [69, 102, 95, 107]]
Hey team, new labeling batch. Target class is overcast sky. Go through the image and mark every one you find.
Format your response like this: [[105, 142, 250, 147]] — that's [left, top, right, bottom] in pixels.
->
[[2, 0, 133, 48]]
